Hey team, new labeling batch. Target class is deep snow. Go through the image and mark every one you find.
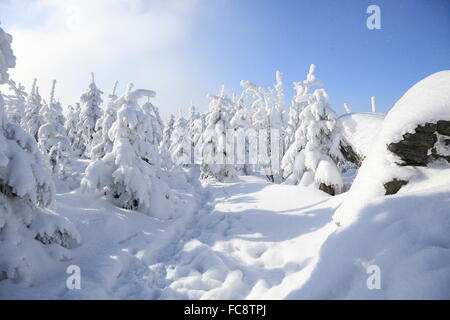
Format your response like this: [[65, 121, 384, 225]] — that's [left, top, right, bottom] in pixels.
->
[[0, 174, 343, 299], [1, 170, 450, 299]]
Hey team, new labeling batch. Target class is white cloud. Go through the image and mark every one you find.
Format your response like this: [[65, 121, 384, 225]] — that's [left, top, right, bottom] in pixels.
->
[[4, 0, 212, 120]]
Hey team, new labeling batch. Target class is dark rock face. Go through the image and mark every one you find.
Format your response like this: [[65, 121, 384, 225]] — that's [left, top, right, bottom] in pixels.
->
[[383, 120, 450, 195], [339, 141, 363, 166], [319, 183, 335, 196], [384, 179, 408, 195], [437, 120, 450, 136], [387, 122, 450, 166]]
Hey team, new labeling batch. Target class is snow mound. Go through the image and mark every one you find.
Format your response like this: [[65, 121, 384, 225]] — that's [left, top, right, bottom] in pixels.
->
[[288, 178, 450, 299], [334, 112, 384, 159], [379, 70, 450, 145], [305, 70, 450, 299]]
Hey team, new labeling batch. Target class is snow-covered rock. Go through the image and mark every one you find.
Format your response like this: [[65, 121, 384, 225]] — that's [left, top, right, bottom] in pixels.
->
[[332, 112, 385, 166], [334, 70, 450, 226]]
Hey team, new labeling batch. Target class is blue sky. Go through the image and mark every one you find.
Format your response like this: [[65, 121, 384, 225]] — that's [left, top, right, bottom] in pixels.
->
[[1, 0, 449, 119], [186, 0, 450, 114]]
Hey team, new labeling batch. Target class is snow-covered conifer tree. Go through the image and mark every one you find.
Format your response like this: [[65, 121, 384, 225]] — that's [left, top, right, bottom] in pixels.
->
[[0, 25, 79, 283], [230, 99, 254, 175], [22, 79, 45, 140], [82, 84, 175, 219], [65, 103, 80, 151], [90, 82, 119, 159], [268, 71, 287, 181], [162, 114, 175, 148], [38, 80, 72, 176], [3, 79, 26, 124], [285, 64, 323, 150], [187, 105, 201, 164], [199, 86, 237, 181], [141, 97, 164, 146], [40, 80, 65, 126], [281, 84, 343, 194], [240, 79, 282, 182], [78, 73, 103, 157], [169, 115, 191, 166], [189, 111, 205, 165]]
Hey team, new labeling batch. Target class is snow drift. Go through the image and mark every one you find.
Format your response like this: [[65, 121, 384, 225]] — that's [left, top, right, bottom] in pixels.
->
[[287, 71, 450, 299]]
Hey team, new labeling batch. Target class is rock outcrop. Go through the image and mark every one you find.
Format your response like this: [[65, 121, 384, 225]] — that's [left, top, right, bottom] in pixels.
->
[[384, 120, 450, 195], [388, 121, 450, 167]]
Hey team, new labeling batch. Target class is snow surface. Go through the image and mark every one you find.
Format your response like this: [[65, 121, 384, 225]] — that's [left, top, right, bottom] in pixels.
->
[[0, 174, 344, 299], [2, 168, 450, 299]]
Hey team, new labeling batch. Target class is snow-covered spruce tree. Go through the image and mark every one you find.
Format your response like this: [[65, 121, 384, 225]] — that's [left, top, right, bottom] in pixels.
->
[[40, 80, 65, 126], [284, 64, 323, 150], [188, 105, 200, 128], [22, 79, 45, 141], [229, 95, 254, 175], [187, 105, 201, 164], [281, 87, 343, 195], [142, 98, 164, 146], [162, 114, 175, 149], [240, 79, 283, 182], [38, 80, 72, 177], [64, 103, 81, 153], [3, 79, 26, 124], [199, 86, 237, 181], [81, 84, 175, 219], [268, 71, 287, 181], [90, 81, 119, 160], [0, 25, 79, 283], [189, 110, 205, 165], [78, 73, 103, 157], [169, 115, 191, 166], [282, 65, 325, 181]]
